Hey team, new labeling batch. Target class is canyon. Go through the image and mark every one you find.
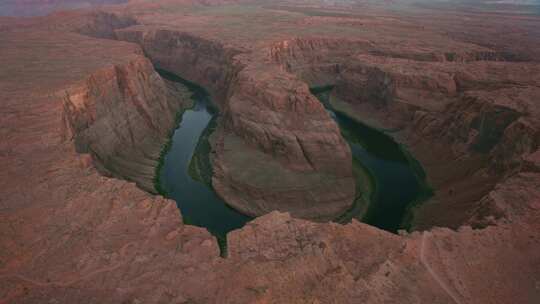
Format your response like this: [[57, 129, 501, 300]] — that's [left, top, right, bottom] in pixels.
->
[[1, 0, 539, 303]]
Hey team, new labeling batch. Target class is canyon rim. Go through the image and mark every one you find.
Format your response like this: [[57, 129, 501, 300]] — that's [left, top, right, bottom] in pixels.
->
[[1, 0, 540, 303]]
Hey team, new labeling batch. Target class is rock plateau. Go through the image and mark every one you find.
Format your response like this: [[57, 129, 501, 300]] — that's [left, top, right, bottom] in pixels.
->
[[1, 0, 539, 303]]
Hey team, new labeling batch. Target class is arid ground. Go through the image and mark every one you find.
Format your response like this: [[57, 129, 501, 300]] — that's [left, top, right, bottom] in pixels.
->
[[1, 0, 539, 303]]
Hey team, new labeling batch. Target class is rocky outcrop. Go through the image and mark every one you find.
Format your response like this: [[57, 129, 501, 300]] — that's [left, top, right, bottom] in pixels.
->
[[61, 54, 191, 193], [413, 87, 540, 170], [218, 207, 540, 304], [326, 54, 540, 229], [211, 62, 355, 220], [116, 27, 357, 220], [2, 3, 540, 304], [116, 28, 241, 106], [223, 64, 351, 174], [269, 38, 362, 86], [268, 37, 510, 86], [264, 34, 540, 229], [112, 24, 540, 224], [0, 28, 219, 304]]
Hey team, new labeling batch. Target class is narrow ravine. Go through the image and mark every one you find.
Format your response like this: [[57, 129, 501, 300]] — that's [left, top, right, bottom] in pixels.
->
[[311, 87, 432, 232], [155, 70, 250, 252]]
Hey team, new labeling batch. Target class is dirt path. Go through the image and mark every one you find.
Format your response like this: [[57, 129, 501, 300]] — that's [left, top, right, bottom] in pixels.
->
[[420, 232, 464, 304]]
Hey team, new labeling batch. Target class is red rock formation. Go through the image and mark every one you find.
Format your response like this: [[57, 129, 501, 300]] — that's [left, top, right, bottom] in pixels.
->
[[62, 56, 192, 192], [115, 28, 240, 106], [1, 2, 540, 303], [253, 19, 540, 231], [264, 32, 540, 228], [213, 63, 355, 220], [326, 55, 540, 229], [116, 27, 357, 220], [220, 206, 540, 304], [0, 28, 219, 304]]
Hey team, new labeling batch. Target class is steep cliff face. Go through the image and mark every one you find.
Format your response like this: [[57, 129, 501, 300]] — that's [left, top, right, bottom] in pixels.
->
[[269, 38, 359, 86], [2, 5, 540, 304], [116, 28, 356, 220], [331, 56, 540, 229], [109, 29, 537, 223], [406, 62, 540, 167], [337, 55, 457, 106], [116, 28, 240, 106], [412, 88, 539, 169], [0, 28, 221, 304], [212, 63, 355, 220], [268, 37, 510, 88], [267, 36, 540, 229], [61, 56, 192, 192]]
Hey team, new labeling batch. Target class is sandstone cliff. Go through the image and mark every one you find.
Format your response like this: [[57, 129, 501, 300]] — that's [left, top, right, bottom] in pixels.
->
[[0, 28, 219, 304], [61, 56, 192, 193], [327, 52, 540, 229], [116, 27, 357, 221], [116, 28, 240, 106], [212, 63, 355, 220], [1, 3, 539, 303], [262, 32, 540, 230]]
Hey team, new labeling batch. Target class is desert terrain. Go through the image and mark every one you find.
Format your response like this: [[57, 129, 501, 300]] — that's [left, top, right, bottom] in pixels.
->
[[1, 0, 539, 303]]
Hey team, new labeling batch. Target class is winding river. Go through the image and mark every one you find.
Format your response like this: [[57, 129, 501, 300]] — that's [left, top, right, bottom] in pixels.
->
[[312, 88, 431, 232], [156, 70, 250, 242], [156, 71, 429, 244]]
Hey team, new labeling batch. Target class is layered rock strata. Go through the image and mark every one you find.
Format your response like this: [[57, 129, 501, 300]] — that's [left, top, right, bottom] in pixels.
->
[[0, 28, 219, 304], [212, 64, 355, 219], [116, 27, 357, 220], [115, 28, 241, 106], [1, 3, 539, 303], [62, 57, 192, 193], [315, 52, 540, 229], [262, 32, 540, 229]]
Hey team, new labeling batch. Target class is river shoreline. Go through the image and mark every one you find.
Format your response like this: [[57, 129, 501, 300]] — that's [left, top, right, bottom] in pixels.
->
[[311, 86, 432, 232], [153, 69, 251, 257]]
